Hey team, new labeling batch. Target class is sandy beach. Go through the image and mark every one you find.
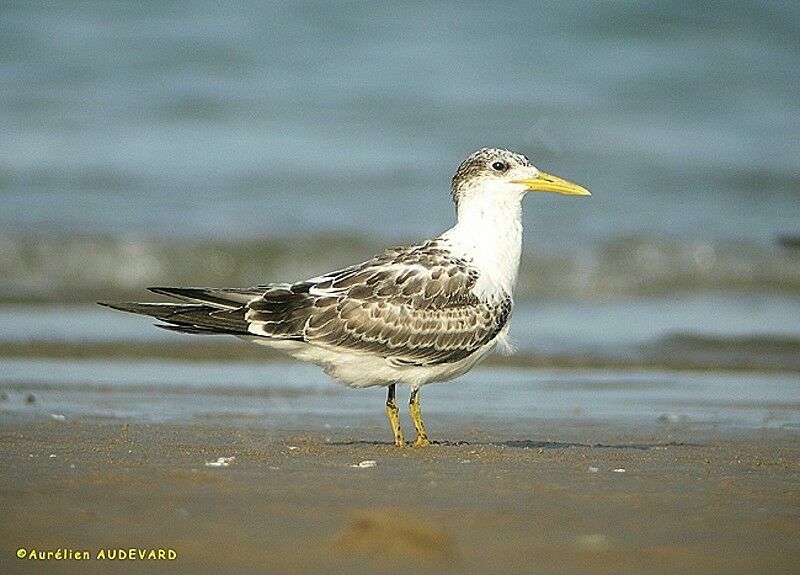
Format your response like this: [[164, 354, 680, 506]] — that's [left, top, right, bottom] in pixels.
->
[[1, 412, 798, 575]]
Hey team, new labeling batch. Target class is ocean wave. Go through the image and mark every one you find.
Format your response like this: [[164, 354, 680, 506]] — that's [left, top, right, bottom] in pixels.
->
[[1, 233, 799, 302]]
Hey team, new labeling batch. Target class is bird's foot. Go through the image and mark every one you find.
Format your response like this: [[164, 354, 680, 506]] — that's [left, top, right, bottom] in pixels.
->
[[386, 385, 405, 447], [412, 436, 431, 448]]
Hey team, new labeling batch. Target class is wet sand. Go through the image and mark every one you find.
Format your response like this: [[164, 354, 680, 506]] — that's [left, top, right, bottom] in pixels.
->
[[1, 416, 798, 574]]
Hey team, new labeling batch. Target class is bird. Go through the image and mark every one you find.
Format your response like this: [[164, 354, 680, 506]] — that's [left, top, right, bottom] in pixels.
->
[[100, 148, 590, 447]]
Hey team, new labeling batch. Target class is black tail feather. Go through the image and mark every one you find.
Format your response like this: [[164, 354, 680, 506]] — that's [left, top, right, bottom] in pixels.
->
[[154, 324, 229, 335], [98, 301, 249, 335], [148, 286, 263, 308]]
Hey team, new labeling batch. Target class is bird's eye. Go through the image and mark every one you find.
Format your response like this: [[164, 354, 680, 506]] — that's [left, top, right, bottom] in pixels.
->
[[491, 161, 508, 172]]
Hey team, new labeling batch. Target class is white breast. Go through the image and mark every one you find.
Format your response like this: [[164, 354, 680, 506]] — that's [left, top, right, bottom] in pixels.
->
[[440, 187, 525, 299]]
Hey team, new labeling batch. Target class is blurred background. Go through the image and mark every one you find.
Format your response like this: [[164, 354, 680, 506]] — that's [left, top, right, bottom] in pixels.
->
[[1, 1, 798, 424]]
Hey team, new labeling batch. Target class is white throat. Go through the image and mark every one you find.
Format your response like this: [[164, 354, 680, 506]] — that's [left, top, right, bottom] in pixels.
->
[[441, 187, 525, 296]]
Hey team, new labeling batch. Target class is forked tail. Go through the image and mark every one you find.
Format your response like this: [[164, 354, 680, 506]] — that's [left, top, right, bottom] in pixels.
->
[[99, 286, 259, 335]]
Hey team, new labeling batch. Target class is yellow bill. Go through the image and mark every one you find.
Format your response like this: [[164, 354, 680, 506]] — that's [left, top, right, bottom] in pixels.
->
[[513, 171, 591, 196]]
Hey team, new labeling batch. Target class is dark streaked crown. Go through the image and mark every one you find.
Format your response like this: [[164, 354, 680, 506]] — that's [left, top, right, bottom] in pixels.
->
[[450, 148, 532, 203]]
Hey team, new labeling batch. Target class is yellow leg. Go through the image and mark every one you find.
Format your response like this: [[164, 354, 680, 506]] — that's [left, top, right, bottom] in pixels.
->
[[409, 388, 431, 447], [385, 384, 405, 447]]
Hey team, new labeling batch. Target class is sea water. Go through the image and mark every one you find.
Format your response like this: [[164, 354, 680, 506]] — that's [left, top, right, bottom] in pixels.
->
[[1, 1, 798, 426]]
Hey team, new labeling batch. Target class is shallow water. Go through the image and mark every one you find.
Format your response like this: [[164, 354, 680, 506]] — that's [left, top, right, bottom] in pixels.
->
[[1, 357, 797, 431]]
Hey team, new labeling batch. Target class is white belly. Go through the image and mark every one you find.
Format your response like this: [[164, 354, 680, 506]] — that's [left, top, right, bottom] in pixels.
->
[[241, 325, 507, 390]]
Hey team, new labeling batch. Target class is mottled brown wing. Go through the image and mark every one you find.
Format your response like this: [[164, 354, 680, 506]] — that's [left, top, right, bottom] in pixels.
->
[[246, 242, 512, 366]]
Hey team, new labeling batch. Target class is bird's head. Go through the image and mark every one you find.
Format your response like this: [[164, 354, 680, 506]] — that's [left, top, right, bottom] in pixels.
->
[[450, 148, 590, 207]]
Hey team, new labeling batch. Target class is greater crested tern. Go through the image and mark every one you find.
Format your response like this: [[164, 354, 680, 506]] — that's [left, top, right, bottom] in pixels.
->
[[101, 148, 590, 447]]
